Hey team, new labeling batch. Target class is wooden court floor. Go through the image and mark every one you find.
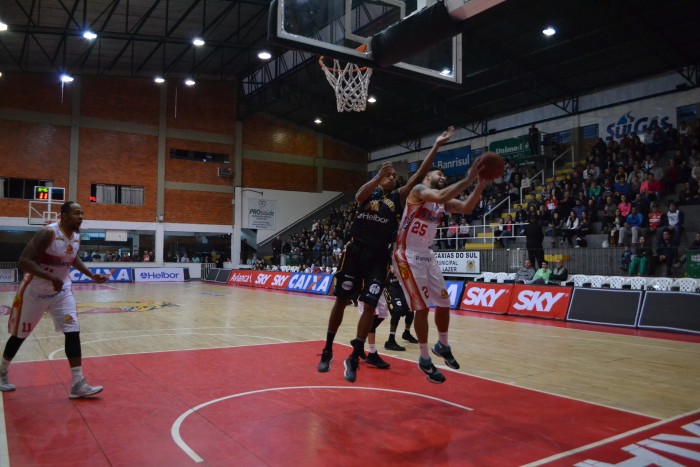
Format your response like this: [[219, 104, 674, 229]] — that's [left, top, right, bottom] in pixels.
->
[[0, 282, 699, 466]]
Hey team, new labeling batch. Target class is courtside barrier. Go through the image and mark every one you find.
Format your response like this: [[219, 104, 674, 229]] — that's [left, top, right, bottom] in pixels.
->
[[459, 282, 513, 314], [566, 288, 643, 328], [0, 269, 17, 283], [70, 267, 134, 283], [428, 281, 465, 309], [507, 284, 571, 320], [226, 270, 333, 295], [638, 291, 700, 334], [134, 268, 189, 282], [204, 268, 233, 284]]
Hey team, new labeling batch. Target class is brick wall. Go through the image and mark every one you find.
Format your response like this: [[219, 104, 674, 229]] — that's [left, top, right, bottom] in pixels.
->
[[0, 74, 72, 115], [0, 73, 369, 227], [0, 119, 71, 217], [78, 128, 158, 222], [166, 138, 233, 185], [243, 114, 317, 156], [82, 77, 159, 126], [164, 190, 233, 224]]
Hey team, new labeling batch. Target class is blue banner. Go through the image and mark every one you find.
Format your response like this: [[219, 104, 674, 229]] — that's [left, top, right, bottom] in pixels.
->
[[429, 280, 465, 309], [434, 146, 471, 177], [70, 267, 134, 283], [286, 273, 333, 295]]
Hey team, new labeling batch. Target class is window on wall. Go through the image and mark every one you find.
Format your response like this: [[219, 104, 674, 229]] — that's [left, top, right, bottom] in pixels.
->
[[0, 178, 54, 199], [90, 184, 144, 205], [170, 148, 229, 163], [677, 104, 697, 125]]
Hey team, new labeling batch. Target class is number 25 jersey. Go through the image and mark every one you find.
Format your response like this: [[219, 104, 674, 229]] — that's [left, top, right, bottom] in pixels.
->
[[395, 200, 445, 251]]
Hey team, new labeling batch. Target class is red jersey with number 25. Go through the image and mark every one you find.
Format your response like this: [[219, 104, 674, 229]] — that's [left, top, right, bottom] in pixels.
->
[[396, 200, 445, 251]]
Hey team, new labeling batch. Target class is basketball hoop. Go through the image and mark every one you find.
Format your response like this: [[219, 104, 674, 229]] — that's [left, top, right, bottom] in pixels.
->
[[319, 44, 372, 112]]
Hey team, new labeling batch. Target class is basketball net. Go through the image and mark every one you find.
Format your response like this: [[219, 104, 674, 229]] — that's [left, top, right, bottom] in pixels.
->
[[319, 44, 372, 112]]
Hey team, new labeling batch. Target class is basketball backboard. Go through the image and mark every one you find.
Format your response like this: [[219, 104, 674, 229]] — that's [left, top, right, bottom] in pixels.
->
[[270, 0, 462, 84], [28, 201, 63, 225]]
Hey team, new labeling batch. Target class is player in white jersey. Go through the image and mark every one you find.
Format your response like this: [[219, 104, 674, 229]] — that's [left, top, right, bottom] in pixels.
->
[[393, 164, 488, 383], [0, 201, 108, 398]]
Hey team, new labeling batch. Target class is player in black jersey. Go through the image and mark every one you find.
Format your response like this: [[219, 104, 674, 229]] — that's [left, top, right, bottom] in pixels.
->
[[316, 126, 456, 380], [382, 271, 418, 351]]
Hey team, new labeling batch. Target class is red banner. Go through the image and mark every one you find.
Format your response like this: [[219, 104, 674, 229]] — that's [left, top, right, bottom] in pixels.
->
[[459, 283, 513, 314], [227, 271, 291, 290], [506, 284, 571, 320]]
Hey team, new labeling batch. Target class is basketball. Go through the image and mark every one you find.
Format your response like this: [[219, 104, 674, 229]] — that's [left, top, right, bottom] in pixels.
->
[[478, 152, 505, 181]]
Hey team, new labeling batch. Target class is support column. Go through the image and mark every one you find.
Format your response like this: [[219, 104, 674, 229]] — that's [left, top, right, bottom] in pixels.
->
[[232, 121, 243, 268], [155, 82, 168, 263], [68, 78, 82, 201]]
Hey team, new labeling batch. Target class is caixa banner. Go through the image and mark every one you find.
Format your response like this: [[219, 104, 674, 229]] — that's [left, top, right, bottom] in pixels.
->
[[70, 268, 133, 283], [286, 273, 333, 295]]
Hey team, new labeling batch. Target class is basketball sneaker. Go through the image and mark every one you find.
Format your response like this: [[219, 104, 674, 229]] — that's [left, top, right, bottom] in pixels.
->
[[432, 341, 460, 369], [317, 348, 333, 373], [418, 357, 445, 384], [402, 330, 419, 343], [364, 351, 390, 369], [384, 338, 406, 351], [69, 378, 104, 399], [0, 369, 15, 392], [343, 356, 359, 383]]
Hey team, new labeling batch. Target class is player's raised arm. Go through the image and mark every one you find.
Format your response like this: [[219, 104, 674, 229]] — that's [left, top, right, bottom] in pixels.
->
[[409, 158, 485, 205], [445, 178, 489, 214], [399, 126, 455, 204], [355, 162, 394, 204], [72, 255, 108, 283]]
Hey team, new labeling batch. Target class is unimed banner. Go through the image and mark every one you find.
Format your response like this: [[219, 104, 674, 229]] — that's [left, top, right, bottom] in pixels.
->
[[459, 282, 513, 314], [507, 284, 572, 320]]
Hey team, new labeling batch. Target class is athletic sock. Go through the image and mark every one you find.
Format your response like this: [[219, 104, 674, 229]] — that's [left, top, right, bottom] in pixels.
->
[[71, 366, 83, 386], [0, 358, 11, 373], [438, 332, 449, 346], [368, 344, 377, 353], [419, 343, 430, 360]]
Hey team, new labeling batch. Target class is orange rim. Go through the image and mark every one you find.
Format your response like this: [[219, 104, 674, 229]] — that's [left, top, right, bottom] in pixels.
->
[[318, 43, 370, 73]]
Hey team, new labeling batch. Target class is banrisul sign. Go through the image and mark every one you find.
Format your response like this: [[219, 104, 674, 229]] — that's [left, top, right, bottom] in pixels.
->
[[488, 137, 532, 160], [605, 111, 671, 139], [434, 146, 471, 177]]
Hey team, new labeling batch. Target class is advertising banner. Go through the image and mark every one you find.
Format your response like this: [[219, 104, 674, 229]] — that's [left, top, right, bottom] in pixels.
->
[[435, 251, 480, 274], [228, 270, 255, 286], [251, 271, 291, 290], [134, 268, 187, 282], [0, 269, 17, 283], [434, 145, 471, 177], [506, 284, 571, 320], [638, 291, 700, 334], [286, 273, 333, 295], [70, 267, 133, 283], [566, 288, 643, 328], [488, 137, 532, 160], [247, 198, 276, 229], [459, 282, 513, 314]]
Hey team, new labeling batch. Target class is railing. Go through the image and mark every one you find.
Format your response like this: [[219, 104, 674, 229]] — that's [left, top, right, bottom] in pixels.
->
[[520, 169, 545, 205], [551, 146, 574, 181]]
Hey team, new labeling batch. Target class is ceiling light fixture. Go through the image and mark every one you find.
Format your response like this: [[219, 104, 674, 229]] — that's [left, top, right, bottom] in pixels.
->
[[0, 22, 7, 32], [439, 68, 452, 76], [60, 74, 74, 83], [367, 96, 377, 103], [314, 118, 322, 124], [192, 38, 205, 47], [83, 31, 97, 40], [185, 79, 195, 86], [258, 51, 272, 60], [154, 76, 165, 84], [542, 26, 556, 37]]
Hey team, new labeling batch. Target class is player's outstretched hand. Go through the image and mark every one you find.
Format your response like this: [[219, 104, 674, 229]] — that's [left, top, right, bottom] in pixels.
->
[[91, 273, 109, 284], [436, 126, 455, 146], [467, 158, 485, 182]]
